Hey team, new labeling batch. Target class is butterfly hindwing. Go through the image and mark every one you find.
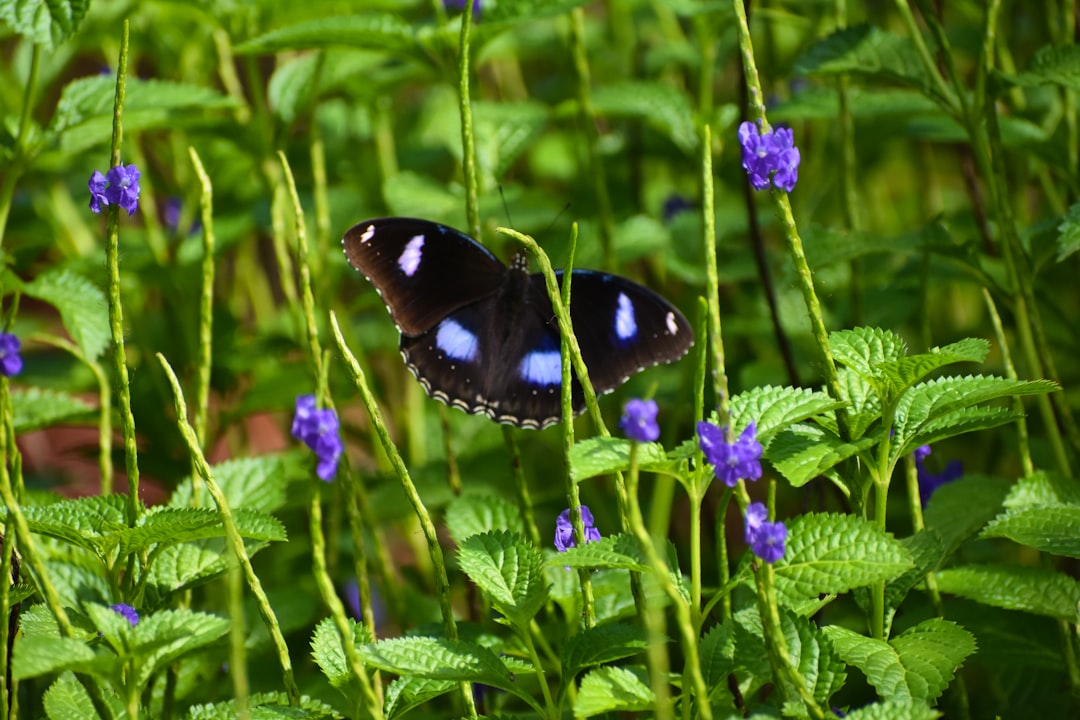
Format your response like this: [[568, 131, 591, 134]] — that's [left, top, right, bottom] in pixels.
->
[[342, 217, 506, 335]]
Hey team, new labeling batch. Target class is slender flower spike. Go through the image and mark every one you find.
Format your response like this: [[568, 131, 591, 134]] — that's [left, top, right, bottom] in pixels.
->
[[620, 398, 660, 443], [88, 164, 142, 216], [554, 505, 602, 553], [914, 445, 963, 506], [291, 394, 343, 481], [110, 603, 140, 626], [737, 121, 801, 192], [0, 334, 22, 377], [744, 502, 787, 564], [698, 420, 763, 487]]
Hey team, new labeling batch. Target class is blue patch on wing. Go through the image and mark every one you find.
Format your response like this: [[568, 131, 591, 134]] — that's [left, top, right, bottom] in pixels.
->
[[518, 350, 561, 387], [436, 318, 478, 361], [615, 292, 637, 341]]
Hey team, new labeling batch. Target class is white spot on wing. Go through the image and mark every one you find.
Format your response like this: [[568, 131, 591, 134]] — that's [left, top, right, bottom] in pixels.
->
[[399, 234, 425, 276], [360, 224, 376, 243], [519, 350, 561, 386], [436, 319, 478, 361], [665, 312, 679, 335], [615, 292, 637, 340]]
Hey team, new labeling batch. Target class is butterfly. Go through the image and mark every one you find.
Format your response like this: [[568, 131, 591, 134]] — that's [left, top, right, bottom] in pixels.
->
[[342, 218, 694, 429]]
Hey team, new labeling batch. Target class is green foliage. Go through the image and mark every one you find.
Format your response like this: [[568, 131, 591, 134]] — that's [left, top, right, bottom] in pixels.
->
[[11, 386, 94, 432], [23, 269, 108, 361], [573, 665, 654, 717], [457, 530, 548, 626]]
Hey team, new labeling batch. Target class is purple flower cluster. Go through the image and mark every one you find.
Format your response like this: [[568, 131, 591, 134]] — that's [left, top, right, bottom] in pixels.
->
[[88, 164, 142, 216], [914, 444, 962, 506], [620, 398, 660, 443], [698, 421, 763, 487], [738, 121, 800, 192], [554, 505, 602, 553], [110, 603, 140, 626], [0, 334, 22, 377], [744, 502, 787, 564], [291, 394, 343, 481]]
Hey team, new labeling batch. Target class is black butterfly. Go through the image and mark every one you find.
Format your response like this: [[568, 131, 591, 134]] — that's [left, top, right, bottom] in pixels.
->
[[342, 218, 694, 429]]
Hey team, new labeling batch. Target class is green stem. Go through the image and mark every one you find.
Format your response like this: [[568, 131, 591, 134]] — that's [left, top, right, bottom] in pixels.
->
[[188, 148, 215, 448], [520, 623, 556, 717], [700, 125, 729, 416], [157, 354, 301, 705], [0, 43, 40, 248], [458, 0, 480, 239]]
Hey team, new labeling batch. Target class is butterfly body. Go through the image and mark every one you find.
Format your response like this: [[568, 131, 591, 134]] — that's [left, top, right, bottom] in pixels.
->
[[343, 218, 693, 429]]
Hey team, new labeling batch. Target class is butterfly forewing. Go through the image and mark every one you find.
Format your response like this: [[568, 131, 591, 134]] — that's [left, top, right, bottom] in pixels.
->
[[343, 217, 506, 335]]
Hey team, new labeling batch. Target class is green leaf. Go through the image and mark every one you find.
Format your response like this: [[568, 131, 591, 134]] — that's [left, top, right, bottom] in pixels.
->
[[444, 494, 525, 544], [169, 456, 288, 514], [871, 339, 989, 404], [836, 367, 883, 439], [11, 387, 95, 433], [569, 436, 668, 482], [774, 513, 914, 597], [699, 622, 736, 689], [548, 534, 648, 572], [922, 474, 1010, 558], [23, 269, 108, 361], [795, 24, 946, 106], [843, 699, 941, 720], [1012, 43, 1080, 91], [310, 617, 373, 690], [982, 504, 1080, 559], [573, 665, 654, 717], [1055, 202, 1080, 261], [0, 0, 89, 48], [824, 618, 975, 703], [129, 609, 231, 688], [729, 385, 847, 443], [474, 100, 549, 178], [13, 636, 106, 680], [236, 15, 418, 56], [187, 692, 339, 719], [560, 623, 649, 683], [934, 564, 1080, 622], [118, 508, 286, 557], [457, 530, 548, 626], [830, 327, 908, 375], [767, 423, 880, 488], [481, 0, 591, 24], [42, 671, 103, 720], [590, 82, 698, 154], [1003, 470, 1080, 508], [144, 541, 233, 605], [384, 676, 456, 719], [881, 530, 946, 635], [12, 494, 127, 557]]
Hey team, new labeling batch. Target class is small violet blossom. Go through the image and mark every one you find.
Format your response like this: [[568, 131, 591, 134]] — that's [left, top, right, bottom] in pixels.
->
[[291, 394, 343, 481], [0, 334, 22, 377], [88, 164, 142, 216], [110, 603, 140, 627], [444, 0, 481, 16], [620, 398, 660, 443], [554, 505, 601, 553], [744, 502, 787, 564], [698, 420, 763, 487], [738, 121, 801, 193], [914, 444, 962, 506]]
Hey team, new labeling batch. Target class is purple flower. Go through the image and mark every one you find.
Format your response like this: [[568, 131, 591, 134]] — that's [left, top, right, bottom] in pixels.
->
[[0, 334, 22, 377], [620, 398, 659, 443], [110, 603, 139, 626], [291, 394, 343, 481], [737, 121, 801, 193], [698, 420, 763, 487], [744, 502, 786, 564], [445, 0, 481, 16], [554, 506, 601, 553], [914, 445, 962, 506], [88, 164, 142, 216]]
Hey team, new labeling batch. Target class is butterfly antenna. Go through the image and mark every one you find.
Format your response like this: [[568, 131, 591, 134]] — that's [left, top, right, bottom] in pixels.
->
[[498, 185, 514, 228]]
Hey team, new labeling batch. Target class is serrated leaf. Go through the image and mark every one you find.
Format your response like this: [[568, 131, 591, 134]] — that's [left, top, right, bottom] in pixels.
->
[[311, 617, 373, 691], [981, 505, 1080, 558], [573, 665, 654, 717], [881, 530, 946, 634], [118, 508, 286, 557], [830, 327, 908, 374], [23, 269, 108, 361], [188, 691, 339, 719], [569, 436, 668, 482], [1013, 43, 1080, 91], [795, 24, 945, 106], [11, 495, 127, 557], [457, 530, 548, 626], [444, 494, 525, 544], [236, 15, 418, 56], [824, 619, 975, 703], [169, 456, 287, 514], [774, 513, 914, 597], [1056, 202, 1080, 261], [144, 541, 231, 605], [42, 671, 102, 720], [1003, 470, 1080, 508], [590, 82, 698, 154], [767, 423, 880, 487], [699, 621, 736, 689], [871, 339, 989, 404], [923, 474, 1010, 557], [384, 676, 456, 719], [548, 534, 648, 571], [560, 623, 649, 683], [729, 385, 847, 443], [130, 609, 230, 688], [0, 0, 89, 48], [11, 387, 95, 433], [843, 699, 941, 720], [836, 367, 883, 439], [934, 564, 1080, 622], [12, 636, 106, 679], [902, 406, 1026, 460]]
